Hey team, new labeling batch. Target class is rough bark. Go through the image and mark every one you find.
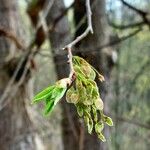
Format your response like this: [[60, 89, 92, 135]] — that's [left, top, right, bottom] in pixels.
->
[[46, 1, 76, 150], [47, 0, 83, 149], [0, 0, 40, 149]]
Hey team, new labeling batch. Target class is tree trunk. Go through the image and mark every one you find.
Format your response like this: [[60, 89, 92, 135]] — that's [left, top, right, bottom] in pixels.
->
[[74, 0, 112, 150], [0, 0, 40, 149]]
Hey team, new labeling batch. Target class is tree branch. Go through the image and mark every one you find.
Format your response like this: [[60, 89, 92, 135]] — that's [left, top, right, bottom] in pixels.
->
[[120, 0, 148, 16], [120, 0, 150, 27], [63, 0, 93, 49], [108, 20, 145, 30], [116, 115, 150, 129], [0, 28, 24, 49]]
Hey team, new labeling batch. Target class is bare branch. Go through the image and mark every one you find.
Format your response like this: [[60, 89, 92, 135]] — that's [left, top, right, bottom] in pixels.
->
[[75, 28, 142, 54], [67, 47, 75, 80], [38, 28, 142, 60], [108, 20, 145, 30], [120, 0, 148, 16], [116, 115, 150, 129], [0, 27, 24, 49], [48, 2, 75, 32], [120, 0, 150, 27], [63, 0, 93, 49]]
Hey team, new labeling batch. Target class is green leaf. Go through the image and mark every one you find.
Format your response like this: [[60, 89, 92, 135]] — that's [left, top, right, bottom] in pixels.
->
[[103, 116, 113, 126], [94, 98, 104, 110], [95, 122, 104, 133], [87, 118, 93, 134], [32, 86, 55, 103], [44, 87, 67, 115], [89, 69, 96, 80], [98, 133, 106, 142], [53, 87, 66, 105], [44, 99, 55, 115], [76, 105, 84, 117], [66, 87, 79, 104], [92, 106, 98, 122]]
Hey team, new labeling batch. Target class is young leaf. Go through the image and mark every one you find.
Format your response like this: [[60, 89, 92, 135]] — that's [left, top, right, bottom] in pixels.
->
[[103, 116, 113, 126], [66, 87, 79, 104], [98, 133, 106, 142], [44, 87, 67, 115], [95, 122, 104, 133], [87, 118, 93, 134], [92, 106, 98, 122], [76, 105, 84, 117], [44, 99, 55, 115], [94, 98, 104, 110], [32, 86, 55, 103]]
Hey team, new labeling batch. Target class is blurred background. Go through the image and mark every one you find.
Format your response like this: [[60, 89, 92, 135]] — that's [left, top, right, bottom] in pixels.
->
[[0, 0, 150, 150]]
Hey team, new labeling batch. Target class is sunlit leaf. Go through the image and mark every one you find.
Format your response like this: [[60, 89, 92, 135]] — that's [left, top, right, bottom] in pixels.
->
[[94, 98, 104, 110], [103, 116, 113, 126], [98, 133, 106, 142], [77, 105, 84, 117], [32, 86, 55, 103], [95, 122, 104, 133], [87, 118, 93, 134]]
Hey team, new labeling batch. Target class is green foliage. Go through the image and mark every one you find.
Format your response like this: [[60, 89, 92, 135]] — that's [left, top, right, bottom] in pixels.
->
[[66, 56, 113, 141], [32, 78, 70, 115], [32, 56, 113, 141]]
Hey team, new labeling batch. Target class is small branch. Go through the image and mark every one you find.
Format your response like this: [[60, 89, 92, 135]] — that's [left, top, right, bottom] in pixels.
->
[[48, 2, 75, 32], [108, 20, 145, 30], [120, 0, 150, 27], [120, 0, 148, 16], [116, 116, 150, 130], [67, 47, 75, 80], [86, 0, 93, 34], [61, 0, 93, 85], [38, 28, 142, 61], [0, 28, 24, 49], [74, 28, 142, 54], [63, 0, 93, 49]]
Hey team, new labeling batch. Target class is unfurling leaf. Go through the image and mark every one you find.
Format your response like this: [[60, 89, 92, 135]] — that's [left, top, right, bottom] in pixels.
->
[[77, 105, 84, 117], [103, 116, 113, 126], [95, 122, 104, 133], [32, 86, 55, 103], [32, 78, 69, 115], [94, 98, 104, 110], [44, 87, 67, 115], [92, 106, 98, 122], [98, 74, 105, 82], [66, 87, 79, 104]]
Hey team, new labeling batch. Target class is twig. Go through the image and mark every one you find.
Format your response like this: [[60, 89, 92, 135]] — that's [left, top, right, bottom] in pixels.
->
[[48, 2, 74, 32], [63, 0, 93, 49], [75, 28, 142, 54], [120, 0, 148, 16], [0, 51, 34, 111], [0, 27, 24, 49], [125, 59, 150, 100], [61, 0, 93, 85], [116, 116, 150, 129], [108, 20, 145, 30], [38, 28, 142, 60], [36, 0, 55, 31], [67, 47, 75, 80], [120, 0, 150, 27]]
